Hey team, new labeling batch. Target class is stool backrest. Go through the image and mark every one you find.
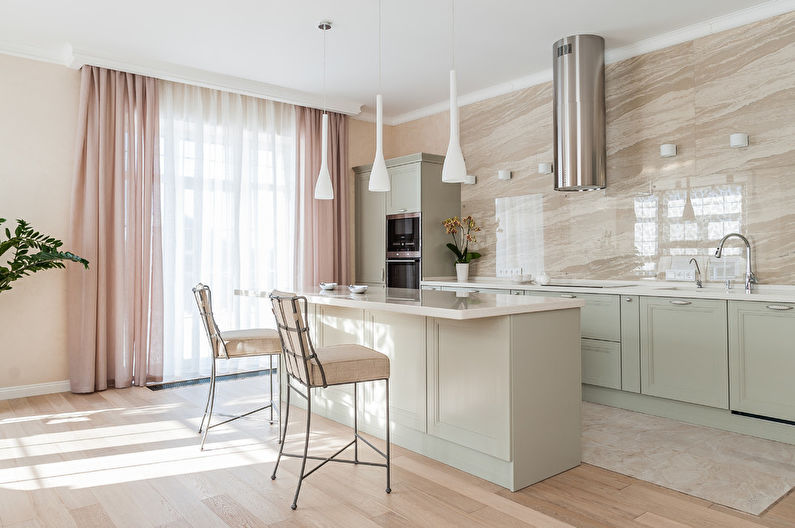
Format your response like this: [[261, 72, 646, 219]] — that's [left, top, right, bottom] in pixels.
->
[[269, 291, 327, 387], [192, 283, 228, 359]]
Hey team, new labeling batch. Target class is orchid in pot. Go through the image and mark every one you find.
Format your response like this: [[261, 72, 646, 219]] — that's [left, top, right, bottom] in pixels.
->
[[442, 215, 482, 282]]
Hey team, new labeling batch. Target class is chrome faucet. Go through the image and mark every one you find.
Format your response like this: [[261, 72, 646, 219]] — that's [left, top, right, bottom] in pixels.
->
[[689, 258, 703, 288], [715, 233, 757, 294]]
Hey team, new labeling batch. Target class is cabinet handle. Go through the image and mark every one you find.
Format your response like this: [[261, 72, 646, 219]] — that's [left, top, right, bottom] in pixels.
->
[[766, 304, 793, 311], [624, 297, 633, 302], [381, 268, 385, 281], [670, 300, 692, 305], [512, 291, 522, 295], [560, 294, 577, 298], [398, 209, 407, 212]]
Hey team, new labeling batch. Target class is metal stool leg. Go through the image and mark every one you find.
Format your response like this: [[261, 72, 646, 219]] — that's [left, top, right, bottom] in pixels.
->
[[385, 378, 391, 494], [277, 354, 283, 444], [353, 382, 359, 463], [271, 382, 291, 480], [291, 388, 312, 510], [198, 359, 215, 434], [200, 360, 218, 451], [269, 355, 275, 424]]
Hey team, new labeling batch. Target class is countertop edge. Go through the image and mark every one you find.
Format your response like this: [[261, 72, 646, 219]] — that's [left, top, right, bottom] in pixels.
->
[[420, 279, 795, 303]]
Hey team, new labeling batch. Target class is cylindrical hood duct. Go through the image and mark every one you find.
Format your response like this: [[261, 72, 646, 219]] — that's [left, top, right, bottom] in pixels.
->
[[553, 34, 606, 191]]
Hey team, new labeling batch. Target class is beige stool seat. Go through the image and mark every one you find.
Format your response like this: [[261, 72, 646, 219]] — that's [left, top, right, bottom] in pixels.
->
[[308, 344, 390, 386], [220, 328, 281, 358]]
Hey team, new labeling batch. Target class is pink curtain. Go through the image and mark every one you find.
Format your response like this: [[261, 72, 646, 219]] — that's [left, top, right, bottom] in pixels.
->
[[295, 107, 350, 290], [67, 66, 164, 392]]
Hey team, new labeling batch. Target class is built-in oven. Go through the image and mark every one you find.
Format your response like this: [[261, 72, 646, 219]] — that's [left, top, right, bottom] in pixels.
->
[[386, 212, 421, 257], [386, 258, 420, 289], [386, 212, 421, 289]]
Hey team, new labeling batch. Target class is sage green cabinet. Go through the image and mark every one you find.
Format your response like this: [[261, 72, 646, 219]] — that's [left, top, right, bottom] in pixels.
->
[[620, 295, 641, 393], [581, 339, 621, 389], [525, 292, 620, 341], [354, 154, 460, 282], [640, 297, 728, 409], [354, 172, 385, 285], [729, 300, 795, 422], [386, 163, 421, 214], [525, 291, 621, 390]]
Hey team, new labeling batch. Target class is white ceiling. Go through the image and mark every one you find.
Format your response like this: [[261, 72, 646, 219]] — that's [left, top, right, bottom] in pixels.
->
[[0, 0, 790, 123]]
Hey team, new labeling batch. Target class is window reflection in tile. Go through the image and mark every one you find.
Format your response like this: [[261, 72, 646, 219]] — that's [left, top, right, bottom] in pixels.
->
[[634, 185, 745, 278]]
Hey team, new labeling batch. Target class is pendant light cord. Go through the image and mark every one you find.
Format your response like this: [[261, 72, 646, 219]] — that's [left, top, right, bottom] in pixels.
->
[[451, 0, 455, 70], [378, 0, 382, 92], [323, 25, 327, 114]]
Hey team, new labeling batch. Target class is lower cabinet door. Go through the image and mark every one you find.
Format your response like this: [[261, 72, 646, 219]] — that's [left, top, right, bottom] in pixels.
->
[[362, 310, 427, 435], [581, 338, 621, 389], [427, 316, 511, 460], [640, 297, 729, 409], [729, 301, 795, 422]]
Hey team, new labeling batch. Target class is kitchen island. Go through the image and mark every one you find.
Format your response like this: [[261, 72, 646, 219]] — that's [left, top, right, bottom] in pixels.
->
[[236, 286, 585, 491]]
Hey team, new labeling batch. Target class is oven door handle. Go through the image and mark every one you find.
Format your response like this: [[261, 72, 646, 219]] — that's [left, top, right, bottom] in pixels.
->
[[386, 259, 420, 263]]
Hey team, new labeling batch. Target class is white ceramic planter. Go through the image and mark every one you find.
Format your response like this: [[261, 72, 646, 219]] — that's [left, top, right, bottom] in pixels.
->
[[456, 263, 470, 282]]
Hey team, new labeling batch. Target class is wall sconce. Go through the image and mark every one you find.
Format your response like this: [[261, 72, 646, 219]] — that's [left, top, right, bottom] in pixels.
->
[[498, 170, 512, 181], [660, 144, 677, 158], [730, 133, 749, 148], [538, 162, 553, 174]]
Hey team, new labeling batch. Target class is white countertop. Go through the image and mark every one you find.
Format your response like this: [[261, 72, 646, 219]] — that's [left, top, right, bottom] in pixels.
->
[[420, 278, 795, 304], [235, 286, 585, 320]]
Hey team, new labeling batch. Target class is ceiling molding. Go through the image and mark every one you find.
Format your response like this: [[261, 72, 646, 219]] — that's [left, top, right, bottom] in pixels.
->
[[386, 69, 553, 125], [382, 0, 795, 125], [0, 41, 363, 115], [0, 40, 70, 66], [604, 0, 795, 63], [68, 47, 363, 115]]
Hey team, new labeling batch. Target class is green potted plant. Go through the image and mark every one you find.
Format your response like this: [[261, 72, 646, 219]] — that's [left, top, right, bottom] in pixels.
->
[[442, 215, 482, 282], [0, 218, 89, 292]]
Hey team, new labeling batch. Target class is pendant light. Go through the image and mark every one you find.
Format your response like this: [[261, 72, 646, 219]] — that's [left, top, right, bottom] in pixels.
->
[[314, 20, 334, 200], [369, 0, 390, 192], [441, 0, 467, 184]]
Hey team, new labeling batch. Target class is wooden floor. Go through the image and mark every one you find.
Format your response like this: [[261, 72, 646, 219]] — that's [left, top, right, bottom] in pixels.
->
[[1, 376, 793, 528]]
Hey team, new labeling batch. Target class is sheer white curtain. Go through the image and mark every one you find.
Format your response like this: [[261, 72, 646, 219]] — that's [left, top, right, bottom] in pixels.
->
[[159, 81, 296, 381]]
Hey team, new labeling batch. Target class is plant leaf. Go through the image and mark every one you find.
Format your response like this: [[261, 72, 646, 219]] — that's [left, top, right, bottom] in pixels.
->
[[446, 243, 463, 260]]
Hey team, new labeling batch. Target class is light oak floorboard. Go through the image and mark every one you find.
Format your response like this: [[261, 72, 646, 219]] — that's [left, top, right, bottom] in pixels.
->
[[0, 377, 793, 528]]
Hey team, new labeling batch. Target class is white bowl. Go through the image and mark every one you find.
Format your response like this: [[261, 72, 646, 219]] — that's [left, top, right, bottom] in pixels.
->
[[319, 282, 338, 290], [348, 284, 368, 294]]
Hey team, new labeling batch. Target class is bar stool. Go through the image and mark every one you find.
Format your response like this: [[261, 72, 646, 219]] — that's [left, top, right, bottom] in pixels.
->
[[192, 283, 282, 450], [268, 290, 391, 510]]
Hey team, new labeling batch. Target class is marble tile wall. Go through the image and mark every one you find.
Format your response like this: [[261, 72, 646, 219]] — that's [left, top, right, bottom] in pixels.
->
[[362, 11, 795, 284]]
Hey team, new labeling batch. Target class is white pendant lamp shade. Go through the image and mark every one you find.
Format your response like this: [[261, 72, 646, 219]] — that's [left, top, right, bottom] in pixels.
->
[[442, 70, 467, 183], [369, 94, 390, 192], [314, 113, 334, 200]]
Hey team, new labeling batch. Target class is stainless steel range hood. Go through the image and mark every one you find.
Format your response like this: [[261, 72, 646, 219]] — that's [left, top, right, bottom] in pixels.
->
[[553, 34, 606, 191]]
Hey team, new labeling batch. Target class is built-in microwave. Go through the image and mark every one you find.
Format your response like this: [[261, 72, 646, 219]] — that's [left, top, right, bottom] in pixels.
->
[[386, 212, 420, 258]]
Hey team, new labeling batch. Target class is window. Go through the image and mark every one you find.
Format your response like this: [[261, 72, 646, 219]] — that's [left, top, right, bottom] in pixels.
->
[[159, 82, 296, 381]]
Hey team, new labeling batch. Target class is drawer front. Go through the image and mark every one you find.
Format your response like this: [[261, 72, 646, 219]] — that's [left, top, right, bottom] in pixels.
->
[[729, 300, 795, 422], [581, 338, 621, 389], [527, 291, 620, 341]]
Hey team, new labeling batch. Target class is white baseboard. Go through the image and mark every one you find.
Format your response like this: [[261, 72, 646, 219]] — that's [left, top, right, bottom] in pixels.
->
[[0, 380, 71, 400]]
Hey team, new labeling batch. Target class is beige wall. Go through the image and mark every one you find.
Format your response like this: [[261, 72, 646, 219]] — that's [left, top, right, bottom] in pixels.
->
[[352, 11, 795, 284], [0, 54, 81, 389]]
